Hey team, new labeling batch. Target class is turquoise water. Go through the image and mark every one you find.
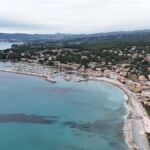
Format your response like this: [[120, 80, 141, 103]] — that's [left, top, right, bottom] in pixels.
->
[[0, 72, 128, 150]]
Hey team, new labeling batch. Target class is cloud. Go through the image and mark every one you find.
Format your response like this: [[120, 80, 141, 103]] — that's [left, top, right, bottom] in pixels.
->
[[0, 0, 150, 33], [0, 18, 44, 29]]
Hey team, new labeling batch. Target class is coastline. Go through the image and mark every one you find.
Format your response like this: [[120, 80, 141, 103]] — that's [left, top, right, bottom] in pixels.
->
[[0, 69, 56, 83], [89, 77, 135, 150], [0, 69, 149, 150], [89, 77, 150, 150]]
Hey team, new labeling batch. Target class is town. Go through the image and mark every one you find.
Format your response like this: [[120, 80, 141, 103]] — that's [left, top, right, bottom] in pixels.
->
[[0, 41, 150, 148]]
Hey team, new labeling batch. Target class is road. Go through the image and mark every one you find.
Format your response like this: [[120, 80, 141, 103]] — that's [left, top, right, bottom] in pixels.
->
[[131, 93, 150, 150], [89, 77, 150, 150]]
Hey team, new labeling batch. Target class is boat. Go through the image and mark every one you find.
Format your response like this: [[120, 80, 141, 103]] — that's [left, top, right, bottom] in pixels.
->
[[64, 74, 71, 81], [46, 76, 56, 83]]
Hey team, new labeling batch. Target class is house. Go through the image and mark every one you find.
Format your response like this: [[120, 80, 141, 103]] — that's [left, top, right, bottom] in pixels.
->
[[121, 64, 130, 68], [82, 56, 88, 59], [57, 63, 78, 70], [109, 72, 119, 80], [145, 55, 150, 63], [96, 68, 102, 71], [146, 81, 150, 86], [148, 75, 150, 80], [89, 62, 97, 69], [103, 70, 111, 77], [142, 90, 150, 98], [53, 61, 60, 66], [120, 71, 128, 77], [138, 75, 147, 81], [131, 83, 142, 93]]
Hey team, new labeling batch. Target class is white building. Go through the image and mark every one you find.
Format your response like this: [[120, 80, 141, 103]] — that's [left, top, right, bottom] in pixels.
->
[[109, 72, 119, 80], [142, 90, 150, 98], [89, 62, 97, 69]]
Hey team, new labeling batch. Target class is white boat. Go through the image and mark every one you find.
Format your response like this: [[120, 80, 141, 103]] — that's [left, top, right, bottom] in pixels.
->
[[75, 76, 88, 82], [64, 74, 71, 81], [46, 76, 56, 83]]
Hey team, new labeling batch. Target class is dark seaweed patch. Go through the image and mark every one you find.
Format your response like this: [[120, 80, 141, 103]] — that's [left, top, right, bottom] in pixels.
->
[[63, 120, 123, 134], [63, 120, 108, 133], [0, 114, 58, 124]]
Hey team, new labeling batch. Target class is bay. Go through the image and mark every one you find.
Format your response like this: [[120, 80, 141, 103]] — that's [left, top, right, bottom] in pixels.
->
[[0, 71, 128, 150]]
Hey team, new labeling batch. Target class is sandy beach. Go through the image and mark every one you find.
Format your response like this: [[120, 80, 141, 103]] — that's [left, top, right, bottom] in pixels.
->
[[89, 77, 150, 150]]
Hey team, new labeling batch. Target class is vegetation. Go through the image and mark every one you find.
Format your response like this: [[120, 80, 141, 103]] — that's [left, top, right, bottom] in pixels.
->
[[1, 30, 150, 77]]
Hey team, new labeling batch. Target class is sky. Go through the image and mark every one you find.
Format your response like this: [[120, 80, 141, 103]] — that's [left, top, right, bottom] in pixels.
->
[[0, 0, 150, 34]]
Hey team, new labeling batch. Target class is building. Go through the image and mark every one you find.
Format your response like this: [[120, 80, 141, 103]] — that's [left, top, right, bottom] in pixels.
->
[[89, 62, 97, 69], [131, 83, 142, 93], [142, 90, 150, 98], [148, 75, 150, 80], [109, 72, 119, 80], [57, 63, 78, 70]]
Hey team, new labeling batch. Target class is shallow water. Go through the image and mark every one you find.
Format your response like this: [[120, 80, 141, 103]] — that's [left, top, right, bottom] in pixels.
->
[[0, 72, 128, 150]]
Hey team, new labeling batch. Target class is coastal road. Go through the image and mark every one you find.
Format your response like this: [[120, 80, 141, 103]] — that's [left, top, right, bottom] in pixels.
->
[[113, 79, 150, 150], [131, 93, 150, 150], [132, 119, 150, 150]]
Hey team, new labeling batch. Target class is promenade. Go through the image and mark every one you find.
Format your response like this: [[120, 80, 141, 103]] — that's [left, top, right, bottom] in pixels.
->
[[89, 77, 150, 150]]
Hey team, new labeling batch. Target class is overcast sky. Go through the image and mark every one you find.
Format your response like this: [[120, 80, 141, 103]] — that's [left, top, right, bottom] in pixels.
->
[[0, 0, 150, 34]]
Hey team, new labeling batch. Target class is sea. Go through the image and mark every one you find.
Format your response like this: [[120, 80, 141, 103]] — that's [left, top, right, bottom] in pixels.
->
[[0, 70, 128, 150], [0, 42, 19, 50]]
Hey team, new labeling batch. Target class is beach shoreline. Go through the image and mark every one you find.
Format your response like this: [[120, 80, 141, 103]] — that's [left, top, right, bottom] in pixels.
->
[[88, 77, 136, 150], [89, 77, 150, 150], [0, 68, 149, 150]]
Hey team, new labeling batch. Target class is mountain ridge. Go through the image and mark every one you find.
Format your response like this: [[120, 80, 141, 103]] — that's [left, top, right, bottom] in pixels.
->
[[0, 29, 150, 42]]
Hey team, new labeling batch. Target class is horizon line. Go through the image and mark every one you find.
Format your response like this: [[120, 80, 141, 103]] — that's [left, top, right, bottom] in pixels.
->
[[0, 29, 150, 35]]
